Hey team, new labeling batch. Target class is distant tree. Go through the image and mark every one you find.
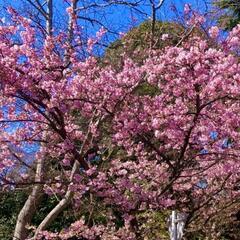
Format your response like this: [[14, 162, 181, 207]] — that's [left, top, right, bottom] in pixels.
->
[[214, 0, 240, 30], [104, 21, 184, 66], [0, 190, 27, 240]]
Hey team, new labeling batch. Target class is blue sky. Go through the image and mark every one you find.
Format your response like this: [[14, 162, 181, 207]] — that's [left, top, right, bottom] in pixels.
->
[[0, 0, 213, 57], [0, 0, 211, 33]]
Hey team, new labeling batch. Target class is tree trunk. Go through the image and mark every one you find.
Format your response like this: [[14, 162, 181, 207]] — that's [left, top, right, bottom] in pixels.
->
[[46, 0, 53, 36], [33, 115, 97, 239], [33, 159, 80, 239], [13, 157, 44, 240]]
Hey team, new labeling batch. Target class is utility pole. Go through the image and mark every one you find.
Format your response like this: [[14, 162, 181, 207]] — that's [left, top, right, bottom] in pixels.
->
[[169, 210, 186, 240], [171, 211, 178, 240]]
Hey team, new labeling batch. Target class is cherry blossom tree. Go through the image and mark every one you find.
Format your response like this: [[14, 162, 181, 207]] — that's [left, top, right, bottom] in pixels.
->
[[1, 3, 240, 240]]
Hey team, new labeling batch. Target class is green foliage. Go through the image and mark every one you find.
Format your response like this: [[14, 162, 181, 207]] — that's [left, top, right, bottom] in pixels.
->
[[137, 210, 170, 239], [104, 21, 184, 68], [215, 0, 240, 30], [31, 194, 76, 233], [134, 82, 161, 97], [0, 190, 27, 240], [0, 190, 77, 238]]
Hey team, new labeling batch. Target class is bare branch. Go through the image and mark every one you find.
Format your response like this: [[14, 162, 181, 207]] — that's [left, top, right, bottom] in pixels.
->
[[25, 0, 47, 18]]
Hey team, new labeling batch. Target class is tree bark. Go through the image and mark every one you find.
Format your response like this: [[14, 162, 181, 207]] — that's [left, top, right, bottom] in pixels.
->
[[149, 0, 165, 48], [33, 160, 80, 239], [68, 0, 78, 44], [13, 157, 44, 240], [46, 0, 53, 36]]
